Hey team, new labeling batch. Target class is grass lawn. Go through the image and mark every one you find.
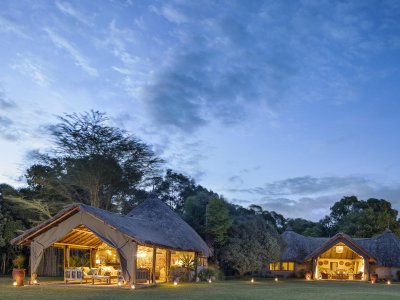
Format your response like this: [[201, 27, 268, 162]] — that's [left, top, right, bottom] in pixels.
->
[[1, 277, 400, 300]]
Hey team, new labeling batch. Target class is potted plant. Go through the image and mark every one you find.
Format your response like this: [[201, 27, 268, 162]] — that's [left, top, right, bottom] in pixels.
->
[[12, 255, 26, 286]]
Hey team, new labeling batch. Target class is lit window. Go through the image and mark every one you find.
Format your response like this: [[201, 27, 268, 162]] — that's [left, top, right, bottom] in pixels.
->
[[269, 262, 281, 271], [336, 246, 344, 253], [282, 262, 294, 271]]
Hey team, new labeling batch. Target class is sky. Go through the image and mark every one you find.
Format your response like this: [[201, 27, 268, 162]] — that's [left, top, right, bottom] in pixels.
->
[[0, 0, 400, 221]]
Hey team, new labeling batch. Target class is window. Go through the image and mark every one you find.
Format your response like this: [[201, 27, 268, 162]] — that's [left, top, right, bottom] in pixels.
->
[[336, 246, 344, 253], [269, 262, 281, 271], [281, 262, 294, 271], [270, 262, 294, 271]]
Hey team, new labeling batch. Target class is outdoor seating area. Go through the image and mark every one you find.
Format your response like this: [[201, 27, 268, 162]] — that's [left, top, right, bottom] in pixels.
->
[[64, 266, 122, 285]]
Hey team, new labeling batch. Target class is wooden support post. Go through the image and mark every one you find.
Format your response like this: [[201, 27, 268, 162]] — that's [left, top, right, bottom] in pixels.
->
[[152, 247, 156, 284], [90, 248, 97, 268], [132, 241, 137, 285], [194, 252, 199, 282], [166, 250, 171, 282], [312, 258, 317, 280], [364, 257, 370, 281], [63, 246, 70, 283]]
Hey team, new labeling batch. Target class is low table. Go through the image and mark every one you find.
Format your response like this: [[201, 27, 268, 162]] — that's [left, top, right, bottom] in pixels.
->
[[92, 275, 111, 285]]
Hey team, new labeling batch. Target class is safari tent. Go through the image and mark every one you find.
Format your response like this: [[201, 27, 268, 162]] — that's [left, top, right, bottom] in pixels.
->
[[11, 194, 211, 286]]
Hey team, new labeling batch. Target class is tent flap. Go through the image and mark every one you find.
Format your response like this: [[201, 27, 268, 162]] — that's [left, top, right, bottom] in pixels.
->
[[30, 210, 135, 283]]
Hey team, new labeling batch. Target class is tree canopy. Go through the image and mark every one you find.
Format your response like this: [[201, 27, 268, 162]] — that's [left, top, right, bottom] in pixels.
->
[[26, 111, 163, 210]]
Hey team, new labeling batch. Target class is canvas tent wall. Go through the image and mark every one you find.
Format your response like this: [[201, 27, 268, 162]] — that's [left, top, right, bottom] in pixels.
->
[[16, 206, 137, 283], [11, 195, 211, 284]]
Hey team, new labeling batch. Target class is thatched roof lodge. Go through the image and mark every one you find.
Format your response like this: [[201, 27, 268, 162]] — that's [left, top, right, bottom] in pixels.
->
[[12, 195, 211, 286], [269, 227, 400, 281]]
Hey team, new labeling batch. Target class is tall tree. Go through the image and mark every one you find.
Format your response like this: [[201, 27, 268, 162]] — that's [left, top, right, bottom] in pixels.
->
[[26, 111, 163, 210], [221, 215, 281, 276], [206, 198, 233, 248], [332, 197, 400, 237], [155, 169, 196, 213]]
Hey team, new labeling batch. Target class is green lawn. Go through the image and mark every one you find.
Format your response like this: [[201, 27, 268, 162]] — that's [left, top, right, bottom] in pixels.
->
[[1, 277, 400, 300]]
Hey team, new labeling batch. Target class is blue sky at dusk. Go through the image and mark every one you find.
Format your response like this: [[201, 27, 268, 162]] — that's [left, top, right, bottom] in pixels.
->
[[0, 0, 399, 220]]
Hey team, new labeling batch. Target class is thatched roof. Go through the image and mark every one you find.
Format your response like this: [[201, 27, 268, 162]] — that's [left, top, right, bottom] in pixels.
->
[[281, 228, 400, 267], [355, 229, 400, 267], [281, 228, 328, 262], [305, 232, 376, 262], [126, 194, 211, 256], [11, 195, 211, 256]]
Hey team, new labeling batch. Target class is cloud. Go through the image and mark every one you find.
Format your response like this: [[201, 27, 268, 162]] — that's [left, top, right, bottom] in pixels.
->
[[139, 1, 398, 132], [104, 20, 138, 65], [229, 175, 244, 185], [45, 28, 99, 76], [11, 57, 50, 87], [161, 5, 189, 24], [0, 86, 16, 109], [0, 15, 29, 39], [0, 115, 19, 141], [228, 175, 400, 221], [55, 1, 94, 26], [243, 176, 371, 197]]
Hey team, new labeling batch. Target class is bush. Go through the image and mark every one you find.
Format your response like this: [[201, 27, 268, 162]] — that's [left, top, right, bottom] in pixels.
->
[[170, 267, 191, 282], [198, 267, 218, 282], [13, 255, 25, 269], [296, 269, 306, 279]]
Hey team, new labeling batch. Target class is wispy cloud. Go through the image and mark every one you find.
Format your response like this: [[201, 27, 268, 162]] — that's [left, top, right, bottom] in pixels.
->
[[0, 86, 16, 109], [44, 28, 99, 76], [55, 1, 94, 26], [0, 115, 19, 141], [230, 176, 371, 197], [11, 57, 50, 87], [0, 15, 29, 39], [228, 175, 400, 220], [161, 5, 189, 24], [104, 20, 138, 65]]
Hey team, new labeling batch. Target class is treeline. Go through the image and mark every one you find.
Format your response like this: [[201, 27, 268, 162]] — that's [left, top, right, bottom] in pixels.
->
[[1, 111, 399, 276]]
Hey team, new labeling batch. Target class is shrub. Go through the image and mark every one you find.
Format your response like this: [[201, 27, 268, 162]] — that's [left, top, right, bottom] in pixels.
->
[[13, 255, 25, 269], [296, 269, 306, 279], [198, 267, 218, 282], [170, 267, 191, 282]]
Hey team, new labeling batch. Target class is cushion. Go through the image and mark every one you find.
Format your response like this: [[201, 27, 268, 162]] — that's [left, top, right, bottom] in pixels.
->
[[88, 268, 98, 275]]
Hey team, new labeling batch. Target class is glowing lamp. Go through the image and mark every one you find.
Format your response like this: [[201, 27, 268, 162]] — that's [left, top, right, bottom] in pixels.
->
[[137, 251, 146, 258], [131, 284, 135, 289], [208, 278, 212, 283], [118, 281, 122, 287], [173, 281, 178, 286], [95, 259, 101, 264], [274, 277, 278, 282], [33, 280, 38, 284], [13, 281, 17, 286], [387, 280, 391, 285], [251, 278, 254, 283], [336, 246, 344, 253]]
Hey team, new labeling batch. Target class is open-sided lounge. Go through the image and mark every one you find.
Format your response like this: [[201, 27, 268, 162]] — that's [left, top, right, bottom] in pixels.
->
[[269, 227, 400, 281], [11, 195, 211, 286]]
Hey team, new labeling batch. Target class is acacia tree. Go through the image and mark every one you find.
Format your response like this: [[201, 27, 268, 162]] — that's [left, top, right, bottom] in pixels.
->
[[221, 215, 281, 276], [26, 111, 163, 210], [154, 169, 196, 213], [330, 196, 400, 237]]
